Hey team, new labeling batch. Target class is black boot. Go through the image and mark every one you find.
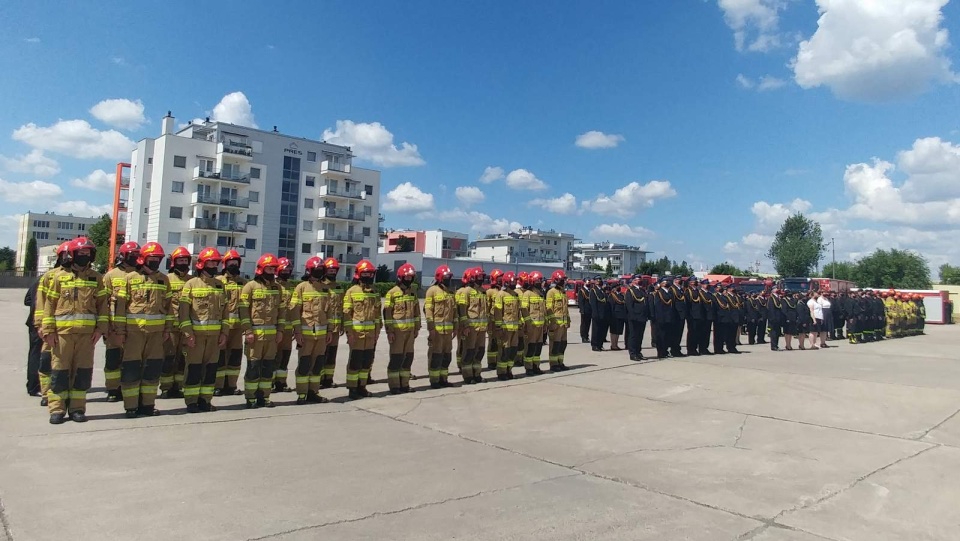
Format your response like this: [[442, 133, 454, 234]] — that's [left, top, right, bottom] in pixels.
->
[[213, 388, 224, 397], [306, 391, 329, 404], [498, 374, 510, 381], [245, 399, 258, 409], [430, 382, 442, 389], [106, 389, 121, 403], [125, 409, 139, 419], [138, 405, 159, 416], [168, 386, 184, 398], [69, 411, 87, 423], [187, 403, 200, 414], [49, 412, 66, 425], [40, 397, 48, 407]]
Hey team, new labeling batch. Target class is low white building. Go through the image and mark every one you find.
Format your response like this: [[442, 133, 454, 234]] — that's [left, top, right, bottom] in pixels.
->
[[574, 242, 651, 275], [470, 227, 576, 269], [126, 113, 381, 278], [380, 229, 469, 258], [16, 212, 100, 270]]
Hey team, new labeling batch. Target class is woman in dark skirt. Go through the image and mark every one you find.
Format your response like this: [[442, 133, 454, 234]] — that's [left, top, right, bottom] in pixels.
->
[[795, 292, 812, 349], [607, 280, 628, 351], [781, 291, 799, 350]]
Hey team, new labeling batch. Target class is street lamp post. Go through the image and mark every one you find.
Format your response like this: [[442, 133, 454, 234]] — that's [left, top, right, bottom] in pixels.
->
[[826, 237, 835, 279]]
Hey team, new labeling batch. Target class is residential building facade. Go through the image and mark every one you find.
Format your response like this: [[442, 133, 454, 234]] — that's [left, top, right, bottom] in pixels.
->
[[381, 229, 469, 258], [470, 227, 576, 269], [574, 242, 651, 275], [16, 212, 100, 270], [126, 113, 380, 278]]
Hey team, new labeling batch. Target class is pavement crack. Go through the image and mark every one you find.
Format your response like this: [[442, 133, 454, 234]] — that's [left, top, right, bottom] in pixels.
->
[[245, 472, 581, 540], [915, 406, 960, 441], [772, 444, 939, 521], [574, 445, 728, 469], [733, 415, 748, 448]]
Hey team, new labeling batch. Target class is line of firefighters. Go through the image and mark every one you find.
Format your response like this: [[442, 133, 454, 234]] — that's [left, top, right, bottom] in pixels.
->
[[575, 275, 927, 360], [30, 239, 574, 425]]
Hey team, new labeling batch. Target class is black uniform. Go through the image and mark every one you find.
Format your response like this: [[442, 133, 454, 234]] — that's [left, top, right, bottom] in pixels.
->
[[24, 280, 42, 396], [652, 286, 676, 359], [609, 287, 628, 339], [625, 284, 649, 360], [670, 284, 688, 357], [589, 285, 610, 350], [577, 285, 592, 343], [686, 287, 708, 355], [766, 294, 783, 350]]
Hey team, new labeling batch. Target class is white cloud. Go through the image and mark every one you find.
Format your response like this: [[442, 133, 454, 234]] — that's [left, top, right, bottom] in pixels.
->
[[454, 186, 485, 207], [575, 130, 625, 149], [897, 137, 960, 201], [322, 120, 425, 167], [0, 149, 60, 177], [589, 223, 654, 242], [479, 166, 505, 184], [70, 169, 115, 191], [51, 201, 112, 217], [382, 182, 435, 213], [211, 91, 258, 128], [0, 178, 63, 202], [504, 168, 547, 191], [736, 74, 787, 91], [89, 98, 146, 130], [718, 0, 787, 52], [750, 198, 812, 231], [792, 0, 956, 101], [435, 208, 522, 235], [12, 119, 135, 160], [530, 193, 578, 215], [582, 180, 677, 218], [24, 37, 40, 43]]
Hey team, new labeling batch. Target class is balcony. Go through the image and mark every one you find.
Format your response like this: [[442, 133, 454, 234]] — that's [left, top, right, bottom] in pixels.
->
[[187, 243, 246, 257], [193, 166, 250, 185], [318, 207, 364, 221], [341, 253, 363, 264], [219, 141, 253, 160], [191, 192, 250, 209], [317, 230, 364, 244], [189, 218, 248, 234], [318, 184, 366, 200], [320, 160, 351, 178]]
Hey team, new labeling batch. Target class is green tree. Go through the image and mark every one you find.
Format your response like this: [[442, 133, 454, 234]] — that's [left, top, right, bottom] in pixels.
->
[[766, 213, 824, 277], [86, 214, 114, 273], [852, 249, 931, 289], [604, 259, 614, 277], [820, 261, 856, 281], [0, 246, 15, 270], [25, 238, 38, 271], [670, 260, 693, 277], [709, 262, 742, 275], [375, 264, 391, 283], [637, 255, 671, 276], [395, 234, 414, 253], [938, 263, 960, 285]]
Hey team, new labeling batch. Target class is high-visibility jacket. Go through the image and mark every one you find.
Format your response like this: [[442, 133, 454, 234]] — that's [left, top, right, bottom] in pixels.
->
[[179, 275, 228, 337], [41, 266, 110, 335], [34, 267, 64, 330], [521, 289, 546, 328], [493, 289, 522, 331], [104, 264, 135, 331], [456, 285, 487, 330], [115, 270, 173, 333], [289, 279, 332, 337], [278, 279, 295, 335], [217, 274, 246, 329], [424, 284, 456, 334], [239, 279, 284, 337], [168, 269, 188, 330], [383, 285, 421, 332], [545, 286, 570, 327], [342, 284, 382, 334], [323, 279, 343, 335]]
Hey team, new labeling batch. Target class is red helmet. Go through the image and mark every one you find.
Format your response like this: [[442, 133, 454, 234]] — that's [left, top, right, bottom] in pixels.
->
[[222, 249, 242, 266], [118, 241, 140, 257], [354, 259, 375, 281], [277, 257, 292, 275], [69, 237, 96, 257], [322, 257, 340, 271], [169, 246, 191, 261], [551, 270, 567, 283], [502, 271, 516, 287], [305, 256, 324, 272], [137, 242, 165, 265], [462, 268, 472, 283], [397, 263, 417, 283], [255, 253, 279, 275], [56, 241, 71, 256], [489, 269, 504, 286], [195, 247, 223, 270], [434, 265, 453, 283], [473, 267, 486, 284], [528, 271, 544, 284], [517, 271, 528, 286]]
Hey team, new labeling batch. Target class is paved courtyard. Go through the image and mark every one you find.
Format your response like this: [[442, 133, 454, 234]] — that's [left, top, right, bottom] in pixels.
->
[[1, 288, 958, 541]]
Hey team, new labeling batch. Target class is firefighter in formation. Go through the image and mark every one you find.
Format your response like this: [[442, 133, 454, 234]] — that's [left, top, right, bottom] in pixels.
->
[[882, 290, 926, 339]]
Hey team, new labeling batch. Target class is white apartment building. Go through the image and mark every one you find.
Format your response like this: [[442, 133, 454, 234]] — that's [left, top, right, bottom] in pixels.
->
[[16, 212, 100, 270], [471, 227, 576, 269], [380, 229, 469, 259], [127, 113, 380, 278], [574, 242, 651, 275]]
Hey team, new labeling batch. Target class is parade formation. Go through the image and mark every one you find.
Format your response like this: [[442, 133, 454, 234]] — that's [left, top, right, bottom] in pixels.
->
[[26, 239, 928, 425]]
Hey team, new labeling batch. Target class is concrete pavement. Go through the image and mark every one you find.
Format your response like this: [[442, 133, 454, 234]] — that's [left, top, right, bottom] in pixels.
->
[[1, 288, 958, 541]]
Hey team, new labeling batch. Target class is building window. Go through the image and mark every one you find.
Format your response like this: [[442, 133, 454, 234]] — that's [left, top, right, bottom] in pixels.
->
[[56, 222, 73, 230], [307, 151, 317, 162], [303, 198, 313, 209], [361, 247, 370, 257], [249, 191, 259, 203], [169, 206, 183, 219], [250, 167, 261, 179], [364, 205, 372, 217], [167, 232, 181, 245], [146, 182, 151, 189], [33, 220, 50, 228], [302, 243, 312, 254], [303, 220, 313, 231], [245, 238, 256, 250], [279, 156, 302, 261], [247, 214, 258, 226], [147, 157, 153, 164], [365, 184, 373, 195], [173, 155, 187, 168], [305, 175, 315, 187], [78, 223, 85, 231], [33, 231, 49, 240], [172, 181, 184, 193], [362, 227, 371, 237]]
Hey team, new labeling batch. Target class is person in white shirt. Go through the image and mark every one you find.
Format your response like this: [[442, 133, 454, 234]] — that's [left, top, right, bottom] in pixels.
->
[[807, 292, 828, 349], [818, 294, 833, 346]]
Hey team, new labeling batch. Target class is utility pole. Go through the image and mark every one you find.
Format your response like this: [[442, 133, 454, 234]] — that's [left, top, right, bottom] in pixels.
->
[[828, 237, 835, 279]]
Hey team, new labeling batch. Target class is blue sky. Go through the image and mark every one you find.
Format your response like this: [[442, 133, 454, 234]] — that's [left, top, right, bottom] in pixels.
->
[[2, 0, 960, 273]]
